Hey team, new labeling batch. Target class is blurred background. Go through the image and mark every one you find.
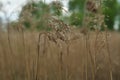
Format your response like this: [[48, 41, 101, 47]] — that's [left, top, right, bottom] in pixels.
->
[[0, 0, 120, 31]]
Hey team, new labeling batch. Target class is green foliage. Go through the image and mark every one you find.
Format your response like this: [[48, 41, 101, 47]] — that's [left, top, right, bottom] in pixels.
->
[[11, 0, 120, 31], [49, 1, 63, 16], [22, 1, 49, 15], [69, 0, 85, 12], [69, 12, 83, 26], [23, 21, 31, 28], [68, 0, 119, 30], [17, 1, 63, 30], [19, 1, 49, 30], [102, 0, 118, 30], [117, 3, 120, 31], [68, 0, 85, 27]]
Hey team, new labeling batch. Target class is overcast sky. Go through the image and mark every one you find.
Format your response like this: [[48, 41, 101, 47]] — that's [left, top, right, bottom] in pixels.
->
[[0, 0, 69, 23], [0, 0, 120, 23], [0, 0, 27, 22]]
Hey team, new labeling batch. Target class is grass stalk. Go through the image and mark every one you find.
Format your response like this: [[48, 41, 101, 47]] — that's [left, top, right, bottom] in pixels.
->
[[105, 28, 113, 80]]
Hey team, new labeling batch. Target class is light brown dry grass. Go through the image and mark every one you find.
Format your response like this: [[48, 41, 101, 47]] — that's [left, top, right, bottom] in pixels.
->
[[0, 29, 120, 80]]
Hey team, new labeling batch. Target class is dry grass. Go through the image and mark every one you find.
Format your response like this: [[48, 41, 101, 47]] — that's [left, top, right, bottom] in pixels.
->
[[0, 0, 120, 80], [0, 29, 120, 80]]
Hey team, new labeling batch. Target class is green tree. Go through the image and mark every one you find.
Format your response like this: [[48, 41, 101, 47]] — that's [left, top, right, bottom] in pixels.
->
[[68, 0, 118, 30], [19, 1, 50, 30], [68, 0, 85, 27], [117, 2, 120, 31], [49, 1, 63, 16], [103, 0, 118, 30], [17, 1, 63, 30]]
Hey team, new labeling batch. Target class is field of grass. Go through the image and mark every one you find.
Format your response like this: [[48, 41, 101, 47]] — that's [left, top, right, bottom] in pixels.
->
[[0, 29, 120, 80]]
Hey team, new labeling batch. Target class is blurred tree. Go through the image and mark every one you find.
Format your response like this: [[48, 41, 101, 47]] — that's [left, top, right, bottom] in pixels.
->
[[69, 0, 85, 12], [19, 1, 50, 30], [68, 0, 85, 27], [68, 0, 118, 30], [10, 0, 119, 31], [102, 0, 117, 30], [69, 12, 83, 27], [17, 0, 63, 30], [0, 2, 3, 29], [49, 1, 63, 16], [117, 2, 120, 31]]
